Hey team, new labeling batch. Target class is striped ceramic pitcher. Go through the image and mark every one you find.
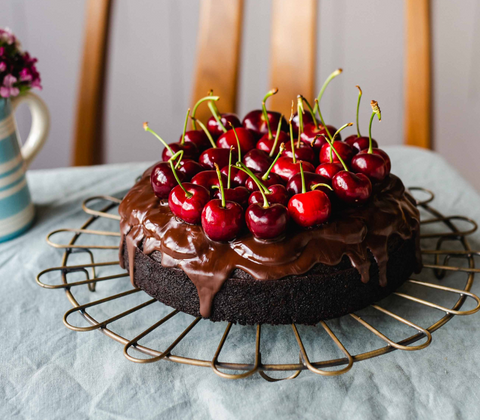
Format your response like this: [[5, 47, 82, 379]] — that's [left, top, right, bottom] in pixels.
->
[[0, 93, 49, 242]]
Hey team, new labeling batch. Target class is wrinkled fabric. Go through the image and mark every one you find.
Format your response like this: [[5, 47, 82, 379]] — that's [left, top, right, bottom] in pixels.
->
[[1, 146, 480, 420]]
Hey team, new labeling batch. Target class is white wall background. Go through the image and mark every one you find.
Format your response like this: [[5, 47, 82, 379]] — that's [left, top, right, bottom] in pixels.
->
[[1, 0, 479, 191]]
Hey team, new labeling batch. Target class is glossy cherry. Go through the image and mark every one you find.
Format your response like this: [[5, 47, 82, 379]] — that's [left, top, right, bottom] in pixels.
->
[[161, 141, 198, 162], [319, 141, 356, 165], [191, 170, 228, 193], [199, 148, 234, 170], [292, 111, 316, 137], [201, 164, 244, 241], [243, 149, 272, 173], [286, 171, 331, 197], [242, 89, 287, 140], [150, 161, 184, 199], [245, 172, 283, 192], [256, 130, 289, 155], [213, 186, 250, 208], [315, 162, 343, 180], [371, 148, 391, 173], [248, 184, 289, 206], [216, 126, 256, 152], [332, 171, 372, 205], [245, 202, 289, 240], [283, 141, 316, 165], [181, 130, 211, 152], [176, 159, 205, 180], [221, 165, 249, 187], [169, 182, 210, 224], [207, 112, 241, 139]]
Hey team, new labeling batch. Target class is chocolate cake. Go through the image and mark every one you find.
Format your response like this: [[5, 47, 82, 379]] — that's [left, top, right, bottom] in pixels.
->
[[119, 169, 421, 325]]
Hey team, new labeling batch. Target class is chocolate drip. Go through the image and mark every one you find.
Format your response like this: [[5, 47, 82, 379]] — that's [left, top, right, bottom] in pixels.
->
[[119, 167, 421, 318]]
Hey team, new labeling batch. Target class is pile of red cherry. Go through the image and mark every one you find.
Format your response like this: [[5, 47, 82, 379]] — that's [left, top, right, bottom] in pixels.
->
[[146, 69, 391, 242]]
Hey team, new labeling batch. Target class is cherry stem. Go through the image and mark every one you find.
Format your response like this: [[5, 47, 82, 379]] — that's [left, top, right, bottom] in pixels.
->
[[236, 163, 270, 207], [355, 85, 362, 138], [299, 162, 307, 194], [368, 100, 381, 154], [229, 122, 242, 162], [300, 95, 318, 129], [327, 122, 353, 162], [262, 143, 286, 181], [208, 100, 227, 133], [227, 146, 233, 189], [313, 68, 343, 115], [191, 95, 220, 130], [190, 116, 216, 148], [315, 98, 333, 142], [262, 88, 278, 139], [311, 183, 333, 191], [214, 163, 226, 208], [324, 135, 349, 172], [289, 115, 296, 164], [143, 122, 175, 157], [180, 108, 190, 145], [170, 149, 184, 169], [296, 96, 304, 148], [169, 151, 192, 198], [269, 116, 283, 158]]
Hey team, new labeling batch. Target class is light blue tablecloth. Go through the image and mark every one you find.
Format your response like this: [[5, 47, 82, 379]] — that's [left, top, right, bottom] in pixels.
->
[[1, 146, 480, 420]]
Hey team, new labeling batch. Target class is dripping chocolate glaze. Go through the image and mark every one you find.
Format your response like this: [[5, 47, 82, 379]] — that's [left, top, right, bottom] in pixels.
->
[[119, 166, 422, 318]]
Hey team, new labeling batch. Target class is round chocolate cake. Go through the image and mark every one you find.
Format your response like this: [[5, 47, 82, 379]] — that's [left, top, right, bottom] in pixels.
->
[[119, 169, 421, 325]]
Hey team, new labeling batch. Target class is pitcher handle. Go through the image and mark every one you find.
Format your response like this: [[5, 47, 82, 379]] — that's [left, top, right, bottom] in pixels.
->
[[11, 92, 50, 167]]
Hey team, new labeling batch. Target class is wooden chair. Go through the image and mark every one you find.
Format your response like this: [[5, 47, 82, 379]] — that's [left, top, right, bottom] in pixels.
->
[[72, 0, 431, 166]]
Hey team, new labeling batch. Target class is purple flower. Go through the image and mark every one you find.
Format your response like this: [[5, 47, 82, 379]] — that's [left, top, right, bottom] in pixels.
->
[[19, 67, 32, 81], [0, 62, 6, 72], [0, 74, 20, 98]]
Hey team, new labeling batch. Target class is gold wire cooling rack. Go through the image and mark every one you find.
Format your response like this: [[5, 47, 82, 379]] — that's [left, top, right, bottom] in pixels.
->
[[36, 187, 480, 382]]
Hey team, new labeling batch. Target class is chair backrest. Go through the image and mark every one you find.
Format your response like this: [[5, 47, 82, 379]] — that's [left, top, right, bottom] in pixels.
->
[[72, 0, 431, 166]]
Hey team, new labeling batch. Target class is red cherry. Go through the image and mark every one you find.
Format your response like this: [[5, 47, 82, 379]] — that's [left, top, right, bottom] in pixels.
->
[[243, 149, 273, 173], [168, 183, 210, 224], [150, 162, 185, 199], [199, 148, 236, 170], [292, 111, 317, 137], [181, 130, 211, 152], [191, 170, 228, 193], [271, 157, 315, 182], [332, 171, 372, 205], [162, 142, 199, 162], [370, 148, 391, 173], [216, 127, 256, 152], [176, 159, 205, 180], [256, 130, 289, 155], [283, 141, 316, 165], [319, 141, 356, 165], [213, 186, 250, 208], [351, 152, 389, 182], [286, 172, 331, 197], [248, 184, 289, 206], [344, 135, 378, 153], [299, 123, 328, 153], [206, 113, 241, 139], [245, 203, 289, 239], [220, 165, 249, 187], [243, 110, 287, 141], [201, 199, 244, 241], [315, 162, 343, 180], [288, 190, 331, 228], [245, 172, 283, 192]]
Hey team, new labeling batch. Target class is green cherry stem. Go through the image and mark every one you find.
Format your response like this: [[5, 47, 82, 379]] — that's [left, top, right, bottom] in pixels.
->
[[180, 108, 190, 145], [262, 143, 286, 182], [236, 163, 270, 207], [313, 68, 343, 115], [208, 97, 227, 133], [296, 96, 304, 148], [214, 163, 226, 208], [190, 116, 216, 148], [355, 85, 362, 138], [169, 153, 192, 198], [288, 107, 297, 164], [311, 183, 333, 191], [299, 163, 307, 194], [227, 146, 233, 189], [269, 116, 283, 158], [143, 122, 175, 157], [368, 100, 381, 154], [314, 98, 333, 142], [299, 95, 319, 129], [191, 95, 220, 130], [169, 149, 184, 169], [228, 122, 242, 162], [262, 88, 278, 139]]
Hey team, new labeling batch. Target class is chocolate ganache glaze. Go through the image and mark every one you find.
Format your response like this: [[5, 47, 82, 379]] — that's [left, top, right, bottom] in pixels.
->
[[119, 166, 422, 318]]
